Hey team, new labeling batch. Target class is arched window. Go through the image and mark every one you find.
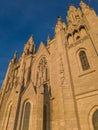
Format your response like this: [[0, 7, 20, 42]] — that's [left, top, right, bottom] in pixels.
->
[[79, 51, 90, 70], [22, 102, 31, 130], [92, 110, 98, 130], [43, 84, 50, 130]]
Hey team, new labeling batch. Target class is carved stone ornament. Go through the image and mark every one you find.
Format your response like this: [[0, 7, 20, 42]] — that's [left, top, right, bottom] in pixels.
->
[[59, 55, 65, 85], [80, 1, 90, 15]]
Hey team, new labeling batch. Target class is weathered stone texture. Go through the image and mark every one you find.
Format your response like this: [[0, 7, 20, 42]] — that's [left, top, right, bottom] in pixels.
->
[[0, 1, 98, 130]]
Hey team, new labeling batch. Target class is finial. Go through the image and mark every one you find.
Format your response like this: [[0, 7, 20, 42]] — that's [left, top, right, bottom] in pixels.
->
[[80, 0, 90, 14], [80, 0, 85, 6], [69, 4, 76, 11], [29, 35, 35, 54], [14, 51, 17, 60], [55, 16, 64, 34], [28, 35, 34, 45], [57, 16, 63, 23], [47, 35, 51, 44], [11, 51, 17, 64], [40, 41, 44, 45], [80, 0, 89, 8]]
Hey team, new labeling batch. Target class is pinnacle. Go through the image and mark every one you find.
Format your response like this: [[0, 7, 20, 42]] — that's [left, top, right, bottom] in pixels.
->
[[80, 0, 88, 8], [47, 35, 51, 45], [68, 4, 76, 10], [47, 35, 50, 41], [13, 51, 17, 59], [57, 16, 63, 22], [28, 35, 34, 44]]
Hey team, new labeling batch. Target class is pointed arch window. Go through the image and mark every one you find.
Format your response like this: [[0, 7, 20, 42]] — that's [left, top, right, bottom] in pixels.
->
[[92, 110, 98, 130], [22, 102, 31, 130], [79, 51, 90, 70], [43, 84, 50, 130]]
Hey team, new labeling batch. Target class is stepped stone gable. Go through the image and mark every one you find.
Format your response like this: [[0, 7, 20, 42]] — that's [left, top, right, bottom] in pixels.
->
[[0, 1, 98, 130]]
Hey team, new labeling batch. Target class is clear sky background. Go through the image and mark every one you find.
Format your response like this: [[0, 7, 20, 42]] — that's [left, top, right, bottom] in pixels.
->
[[0, 0, 98, 87]]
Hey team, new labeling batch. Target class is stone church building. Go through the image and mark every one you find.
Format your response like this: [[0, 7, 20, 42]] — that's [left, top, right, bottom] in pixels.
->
[[0, 1, 98, 130]]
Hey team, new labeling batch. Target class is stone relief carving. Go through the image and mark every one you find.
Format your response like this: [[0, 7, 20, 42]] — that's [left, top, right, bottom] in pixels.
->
[[59, 55, 65, 85], [36, 57, 49, 86], [5, 66, 20, 92], [67, 5, 82, 26]]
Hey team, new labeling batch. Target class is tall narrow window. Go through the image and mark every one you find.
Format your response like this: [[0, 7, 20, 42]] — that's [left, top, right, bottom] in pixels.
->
[[22, 102, 31, 130], [92, 110, 98, 130], [43, 84, 50, 130], [43, 105, 47, 130], [79, 51, 90, 70]]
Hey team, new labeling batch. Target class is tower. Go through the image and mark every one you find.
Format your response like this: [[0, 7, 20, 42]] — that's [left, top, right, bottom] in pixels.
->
[[0, 1, 98, 130]]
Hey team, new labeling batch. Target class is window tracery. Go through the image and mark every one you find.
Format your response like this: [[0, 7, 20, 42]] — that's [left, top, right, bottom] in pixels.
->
[[79, 51, 90, 70]]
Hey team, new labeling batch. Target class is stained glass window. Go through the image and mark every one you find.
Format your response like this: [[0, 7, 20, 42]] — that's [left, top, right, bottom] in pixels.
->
[[79, 51, 90, 70]]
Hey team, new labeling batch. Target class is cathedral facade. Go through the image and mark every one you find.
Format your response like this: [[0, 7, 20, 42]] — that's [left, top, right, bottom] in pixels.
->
[[0, 1, 98, 130]]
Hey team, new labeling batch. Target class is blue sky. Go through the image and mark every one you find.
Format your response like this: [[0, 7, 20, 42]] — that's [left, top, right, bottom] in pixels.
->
[[0, 0, 98, 87]]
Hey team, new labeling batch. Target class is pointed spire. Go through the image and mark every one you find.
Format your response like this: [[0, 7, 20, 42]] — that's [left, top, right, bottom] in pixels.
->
[[68, 4, 76, 11], [40, 41, 44, 45], [57, 16, 63, 25], [47, 35, 51, 45], [13, 51, 17, 61], [28, 35, 36, 54], [23, 35, 36, 56], [28, 35, 34, 45], [11, 51, 17, 64], [55, 16, 63, 34], [80, 1, 90, 10], [80, 1, 90, 15]]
